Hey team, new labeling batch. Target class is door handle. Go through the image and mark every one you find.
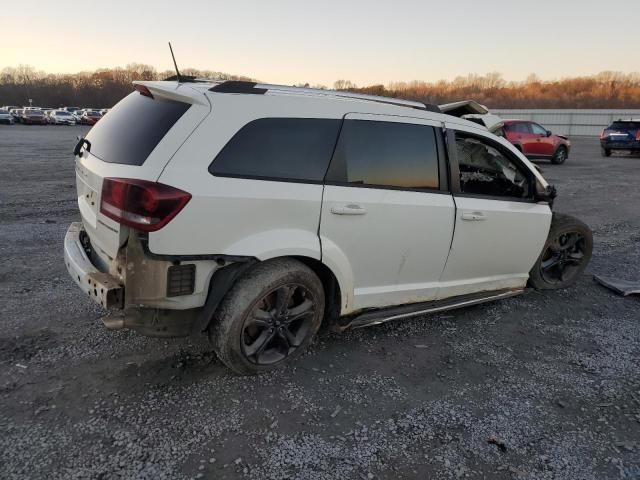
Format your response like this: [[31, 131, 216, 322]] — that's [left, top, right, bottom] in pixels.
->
[[330, 204, 367, 215], [461, 211, 487, 221]]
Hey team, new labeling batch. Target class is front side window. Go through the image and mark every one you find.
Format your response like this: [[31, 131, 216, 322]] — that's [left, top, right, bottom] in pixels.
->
[[455, 133, 530, 199], [210, 118, 341, 182], [530, 123, 548, 135], [325, 120, 439, 190]]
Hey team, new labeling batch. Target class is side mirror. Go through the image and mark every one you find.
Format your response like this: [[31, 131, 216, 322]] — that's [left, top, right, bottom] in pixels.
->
[[546, 130, 552, 137], [535, 182, 556, 205]]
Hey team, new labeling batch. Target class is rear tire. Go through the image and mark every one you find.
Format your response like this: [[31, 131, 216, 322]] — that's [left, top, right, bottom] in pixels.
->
[[551, 146, 567, 164], [528, 213, 592, 290], [601, 147, 612, 157], [209, 258, 325, 375]]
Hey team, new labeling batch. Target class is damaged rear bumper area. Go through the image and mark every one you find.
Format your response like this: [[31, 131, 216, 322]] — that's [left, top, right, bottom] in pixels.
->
[[64, 222, 225, 337], [64, 222, 124, 308]]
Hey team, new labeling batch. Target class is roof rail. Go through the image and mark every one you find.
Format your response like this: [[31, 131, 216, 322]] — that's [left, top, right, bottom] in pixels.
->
[[209, 80, 441, 113]]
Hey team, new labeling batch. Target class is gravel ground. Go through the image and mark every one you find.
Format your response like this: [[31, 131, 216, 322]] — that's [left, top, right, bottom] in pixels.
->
[[0, 125, 639, 480]]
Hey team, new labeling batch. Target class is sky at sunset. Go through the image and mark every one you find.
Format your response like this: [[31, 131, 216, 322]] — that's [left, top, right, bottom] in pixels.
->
[[1, 0, 637, 86]]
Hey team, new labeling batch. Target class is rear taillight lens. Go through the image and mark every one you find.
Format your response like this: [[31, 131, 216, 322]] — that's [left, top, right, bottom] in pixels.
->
[[135, 84, 154, 98], [636, 130, 640, 141], [599, 129, 605, 139], [100, 178, 191, 232]]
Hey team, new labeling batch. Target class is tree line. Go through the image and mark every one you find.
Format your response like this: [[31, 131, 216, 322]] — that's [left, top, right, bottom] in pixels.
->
[[338, 72, 640, 109], [0, 64, 251, 108], [1, 64, 639, 109]]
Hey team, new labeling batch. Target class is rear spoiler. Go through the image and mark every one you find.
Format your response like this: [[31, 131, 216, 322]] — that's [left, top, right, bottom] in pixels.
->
[[132, 81, 209, 106]]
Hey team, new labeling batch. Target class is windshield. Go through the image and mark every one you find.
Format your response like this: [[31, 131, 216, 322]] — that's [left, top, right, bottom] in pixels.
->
[[85, 91, 191, 166], [57, 111, 70, 116], [28, 111, 44, 116]]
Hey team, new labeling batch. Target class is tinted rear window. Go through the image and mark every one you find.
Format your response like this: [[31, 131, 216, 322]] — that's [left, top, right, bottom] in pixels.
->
[[609, 121, 640, 130], [86, 92, 190, 166], [209, 118, 341, 182], [325, 120, 439, 190]]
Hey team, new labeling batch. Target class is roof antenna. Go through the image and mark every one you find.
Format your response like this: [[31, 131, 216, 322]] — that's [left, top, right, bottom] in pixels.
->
[[168, 42, 182, 83]]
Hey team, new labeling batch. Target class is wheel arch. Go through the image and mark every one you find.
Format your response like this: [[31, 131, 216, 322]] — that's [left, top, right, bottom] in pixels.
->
[[292, 256, 343, 329], [553, 143, 568, 155], [196, 254, 346, 334]]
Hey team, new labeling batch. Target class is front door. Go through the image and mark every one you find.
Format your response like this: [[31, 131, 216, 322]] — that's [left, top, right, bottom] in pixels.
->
[[528, 122, 555, 156], [320, 114, 455, 313], [508, 121, 535, 154], [438, 126, 552, 298]]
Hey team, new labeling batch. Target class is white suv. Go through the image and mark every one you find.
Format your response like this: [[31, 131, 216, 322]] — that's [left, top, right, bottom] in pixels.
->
[[64, 80, 592, 374]]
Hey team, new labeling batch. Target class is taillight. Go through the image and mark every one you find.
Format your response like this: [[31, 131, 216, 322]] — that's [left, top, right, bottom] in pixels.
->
[[100, 178, 191, 232], [599, 129, 605, 139], [636, 130, 640, 141], [135, 84, 154, 98]]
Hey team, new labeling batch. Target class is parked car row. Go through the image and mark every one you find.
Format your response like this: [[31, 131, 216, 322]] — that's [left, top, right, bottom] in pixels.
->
[[0, 105, 110, 125]]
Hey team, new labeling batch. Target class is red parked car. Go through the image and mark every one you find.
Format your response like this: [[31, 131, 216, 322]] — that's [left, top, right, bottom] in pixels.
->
[[21, 110, 48, 125], [79, 110, 102, 125], [503, 120, 571, 164]]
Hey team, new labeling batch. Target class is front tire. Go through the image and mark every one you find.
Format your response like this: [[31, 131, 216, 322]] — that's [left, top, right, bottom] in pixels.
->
[[209, 258, 325, 375], [551, 146, 567, 164], [528, 213, 593, 290]]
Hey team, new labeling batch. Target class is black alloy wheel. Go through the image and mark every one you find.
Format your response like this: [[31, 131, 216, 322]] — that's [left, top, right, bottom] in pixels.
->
[[241, 284, 317, 365], [539, 232, 587, 285]]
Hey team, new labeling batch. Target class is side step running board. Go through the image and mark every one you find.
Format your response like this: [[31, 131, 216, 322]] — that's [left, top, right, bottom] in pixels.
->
[[342, 288, 524, 330]]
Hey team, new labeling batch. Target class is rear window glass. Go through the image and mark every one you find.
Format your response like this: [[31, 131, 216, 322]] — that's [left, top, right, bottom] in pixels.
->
[[325, 120, 439, 190], [609, 121, 640, 130], [86, 92, 190, 166], [209, 118, 341, 182]]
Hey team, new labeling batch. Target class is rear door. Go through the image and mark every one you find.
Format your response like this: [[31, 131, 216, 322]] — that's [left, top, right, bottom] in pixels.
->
[[76, 85, 208, 267], [320, 113, 455, 312], [438, 124, 551, 298]]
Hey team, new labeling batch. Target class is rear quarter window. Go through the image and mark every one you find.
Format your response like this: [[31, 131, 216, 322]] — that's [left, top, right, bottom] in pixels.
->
[[209, 118, 341, 182], [85, 92, 190, 166]]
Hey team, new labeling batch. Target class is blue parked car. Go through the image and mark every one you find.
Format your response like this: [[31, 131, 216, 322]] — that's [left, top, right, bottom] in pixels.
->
[[600, 119, 640, 157]]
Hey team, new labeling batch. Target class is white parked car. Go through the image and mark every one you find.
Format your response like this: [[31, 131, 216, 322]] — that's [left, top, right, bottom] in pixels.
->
[[0, 109, 14, 124], [64, 80, 592, 374], [49, 110, 77, 125]]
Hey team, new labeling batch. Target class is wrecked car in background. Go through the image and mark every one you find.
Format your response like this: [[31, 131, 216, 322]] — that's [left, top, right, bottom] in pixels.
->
[[64, 81, 593, 375]]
